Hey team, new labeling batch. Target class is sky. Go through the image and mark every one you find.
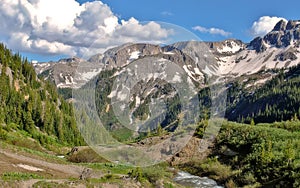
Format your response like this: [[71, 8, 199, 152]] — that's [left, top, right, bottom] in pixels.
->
[[1, 0, 300, 62]]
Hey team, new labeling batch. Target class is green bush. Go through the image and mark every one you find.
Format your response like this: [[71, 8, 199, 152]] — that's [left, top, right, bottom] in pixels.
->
[[128, 164, 172, 184], [0, 126, 7, 140], [214, 120, 300, 187], [67, 147, 107, 163], [178, 157, 235, 184]]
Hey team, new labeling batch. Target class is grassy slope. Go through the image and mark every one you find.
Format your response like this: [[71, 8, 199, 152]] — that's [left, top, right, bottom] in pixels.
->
[[0, 127, 181, 187]]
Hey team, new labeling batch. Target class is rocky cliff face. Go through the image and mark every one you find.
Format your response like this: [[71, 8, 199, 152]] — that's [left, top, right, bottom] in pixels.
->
[[207, 39, 245, 55], [33, 57, 103, 88], [215, 20, 300, 76], [35, 42, 212, 88], [249, 20, 300, 52], [101, 43, 162, 69]]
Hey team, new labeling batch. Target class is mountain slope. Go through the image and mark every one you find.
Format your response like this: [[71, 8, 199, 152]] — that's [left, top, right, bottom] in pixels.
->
[[0, 43, 84, 146], [79, 48, 204, 141], [33, 57, 103, 89], [210, 20, 300, 76], [225, 64, 300, 123]]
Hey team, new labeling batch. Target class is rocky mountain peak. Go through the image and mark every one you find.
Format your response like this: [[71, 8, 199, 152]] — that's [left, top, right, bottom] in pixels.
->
[[58, 56, 83, 64], [102, 43, 162, 69], [249, 37, 267, 53], [286, 20, 300, 30], [88, 53, 104, 63], [272, 20, 287, 31], [249, 19, 300, 52], [205, 39, 245, 55]]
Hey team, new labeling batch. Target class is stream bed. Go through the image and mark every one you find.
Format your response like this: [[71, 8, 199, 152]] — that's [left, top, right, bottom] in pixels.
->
[[174, 171, 223, 188]]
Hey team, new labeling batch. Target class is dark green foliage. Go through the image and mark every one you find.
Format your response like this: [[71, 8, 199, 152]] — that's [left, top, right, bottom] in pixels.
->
[[132, 98, 151, 121], [226, 65, 300, 123], [196, 64, 300, 124], [214, 121, 300, 187], [58, 88, 73, 100], [197, 87, 212, 120], [178, 157, 234, 184], [128, 164, 172, 184], [161, 94, 181, 129], [0, 44, 84, 146]]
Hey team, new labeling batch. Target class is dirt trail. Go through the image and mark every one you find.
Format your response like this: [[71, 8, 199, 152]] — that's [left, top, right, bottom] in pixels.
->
[[0, 148, 106, 187], [0, 149, 85, 177]]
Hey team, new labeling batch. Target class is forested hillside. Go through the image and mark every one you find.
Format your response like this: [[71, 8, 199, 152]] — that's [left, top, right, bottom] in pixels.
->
[[0, 44, 84, 146], [226, 65, 300, 124]]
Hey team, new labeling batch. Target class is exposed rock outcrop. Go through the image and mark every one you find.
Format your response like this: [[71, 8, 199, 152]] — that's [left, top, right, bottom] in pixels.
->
[[275, 48, 298, 61]]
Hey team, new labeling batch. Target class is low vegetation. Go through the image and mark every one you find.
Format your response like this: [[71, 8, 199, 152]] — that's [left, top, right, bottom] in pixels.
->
[[1, 172, 43, 181], [188, 119, 300, 187]]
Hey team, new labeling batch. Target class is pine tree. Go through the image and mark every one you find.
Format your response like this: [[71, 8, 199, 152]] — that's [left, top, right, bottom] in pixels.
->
[[157, 123, 163, 136], [23, 111, 35, 133], [250, 118, 255, 126]]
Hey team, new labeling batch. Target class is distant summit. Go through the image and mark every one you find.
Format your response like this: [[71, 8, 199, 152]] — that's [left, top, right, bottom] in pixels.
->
[[249, 20, 300, 52]]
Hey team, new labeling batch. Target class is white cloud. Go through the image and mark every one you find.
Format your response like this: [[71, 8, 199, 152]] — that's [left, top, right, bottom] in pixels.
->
[[0, 0, 172, 57], [192, 26, 232, 37], [250, 16, 287, 37]]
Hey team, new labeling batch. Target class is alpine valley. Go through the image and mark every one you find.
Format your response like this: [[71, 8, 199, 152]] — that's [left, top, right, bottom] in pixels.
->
[[0, 19, 300, 187], [36, 19, 300, 124]]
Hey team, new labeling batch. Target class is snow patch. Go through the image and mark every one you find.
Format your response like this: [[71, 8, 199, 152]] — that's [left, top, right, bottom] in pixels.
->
[[17, 164, 44, 172], [108, 90, 117, 98], [202, 66, 214, 77], [129, 51, 141, 61], [135, 96, 141, 107], [194, 68, 202, 75], [183, 65, 195, 80], [120, 104, 126, 111], [217, 41, 241, 54], [172, 74, 182, 83], [157, 58, 167, 62], [80, 68, 102, 81], [117, 92, 127, 101], [163, 51, 175, 55]]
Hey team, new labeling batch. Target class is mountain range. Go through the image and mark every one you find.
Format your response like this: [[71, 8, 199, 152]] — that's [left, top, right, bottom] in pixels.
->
[[31, 19, 300, 135], [34, 19, 300, 89]]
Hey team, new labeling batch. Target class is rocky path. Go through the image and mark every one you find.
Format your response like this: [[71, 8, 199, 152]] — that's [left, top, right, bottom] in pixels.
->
[[0, 148, 104, 187]]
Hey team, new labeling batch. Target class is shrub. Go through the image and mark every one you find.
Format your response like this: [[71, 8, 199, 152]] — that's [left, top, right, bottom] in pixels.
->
[[67, 147, 107, 163], [0, 126, 7, 140]]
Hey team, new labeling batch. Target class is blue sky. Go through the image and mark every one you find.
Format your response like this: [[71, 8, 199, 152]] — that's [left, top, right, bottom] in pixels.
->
[[96, 0, 298, 41], [1, 0, 299, 62]]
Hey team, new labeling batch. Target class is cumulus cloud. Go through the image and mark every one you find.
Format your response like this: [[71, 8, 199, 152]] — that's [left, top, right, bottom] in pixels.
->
[[0, 0, 172, 58], [192, 26, 232, 37], [250, 16, 287, 37]]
